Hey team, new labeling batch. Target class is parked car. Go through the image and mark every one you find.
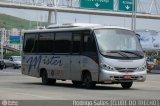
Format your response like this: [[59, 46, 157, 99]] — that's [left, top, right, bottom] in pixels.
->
[[4, 56, 21, 69]]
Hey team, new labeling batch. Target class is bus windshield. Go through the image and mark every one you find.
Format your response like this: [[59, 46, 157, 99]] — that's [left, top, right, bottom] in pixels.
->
[[94, 29, 144, 59]]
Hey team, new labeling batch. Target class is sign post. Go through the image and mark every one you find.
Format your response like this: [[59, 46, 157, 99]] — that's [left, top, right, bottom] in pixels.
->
[[80, 0, 114, 10], [133, 0, 137, 31], [118, 0, 137, 31]]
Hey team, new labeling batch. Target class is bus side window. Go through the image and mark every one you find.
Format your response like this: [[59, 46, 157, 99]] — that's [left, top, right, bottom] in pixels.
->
[[83, 32, 97, 52], [82, 31, 98, 63], [38, 33, 54, 53], [23, 33, 38, 53], [72, 32, 81, 54], [54, 32, 72, 53]]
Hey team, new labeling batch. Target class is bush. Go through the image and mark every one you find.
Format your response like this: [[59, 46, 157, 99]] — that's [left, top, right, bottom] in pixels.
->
[[3, 51, 21, 59]]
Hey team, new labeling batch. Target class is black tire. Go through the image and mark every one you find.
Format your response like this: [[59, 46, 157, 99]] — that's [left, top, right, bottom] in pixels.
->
[[83, 72, 95, 89], [72, 81, 83, 86], [13, 64, 17, 69], [0, 65, 3, 70], [48, 78, 56, 85], [41, 70, 49, 85], [14, 66, 18, 69], [121, 82, 133, 89], [41, 70, 56, 85], [3, 64, 6, 69]]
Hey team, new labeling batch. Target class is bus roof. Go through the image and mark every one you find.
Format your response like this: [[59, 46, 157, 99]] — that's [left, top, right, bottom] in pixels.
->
[[24, 23, 132, 33], [47, 23, 102, 28]]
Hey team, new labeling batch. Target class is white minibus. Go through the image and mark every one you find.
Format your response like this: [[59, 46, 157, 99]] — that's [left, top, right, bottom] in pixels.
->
[[22, 23, 147, 89]]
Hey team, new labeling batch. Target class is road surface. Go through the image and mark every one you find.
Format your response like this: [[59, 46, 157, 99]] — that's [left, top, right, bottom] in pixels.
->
[[0, 68, 160, 106]]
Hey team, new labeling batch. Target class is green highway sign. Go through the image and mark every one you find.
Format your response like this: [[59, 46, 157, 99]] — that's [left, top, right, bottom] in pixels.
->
[[80, 0, 114, 10], [9, 36, 21, 44], [118, 0, 135, 12]]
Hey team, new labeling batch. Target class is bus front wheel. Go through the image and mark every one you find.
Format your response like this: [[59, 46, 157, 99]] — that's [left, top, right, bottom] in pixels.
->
[[121, 82, 133, 89], [83, 72, 95, 89]]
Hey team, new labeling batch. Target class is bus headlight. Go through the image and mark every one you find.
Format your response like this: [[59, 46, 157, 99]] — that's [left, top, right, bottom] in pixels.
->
[[136, 66, 146, 71], [100, 63, 115, 71]]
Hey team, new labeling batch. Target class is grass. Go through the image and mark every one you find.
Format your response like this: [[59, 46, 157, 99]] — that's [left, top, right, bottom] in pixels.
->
[[0, 13, 47, 29]]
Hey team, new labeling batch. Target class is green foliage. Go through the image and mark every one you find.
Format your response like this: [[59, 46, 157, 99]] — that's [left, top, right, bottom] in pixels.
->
[[0, 13, 47, 29], [3, 51, 20, 59], [145, 50, 160, 59]]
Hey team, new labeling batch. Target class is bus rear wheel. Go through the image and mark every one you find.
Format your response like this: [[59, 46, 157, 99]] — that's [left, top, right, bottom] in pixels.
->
[[121, 82, 133, 89], [83, 72, 95, 89], [41, 70, 56, 85]]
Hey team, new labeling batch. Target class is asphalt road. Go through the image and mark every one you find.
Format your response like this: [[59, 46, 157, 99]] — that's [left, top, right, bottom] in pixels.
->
[[0, 68, 160, 105]]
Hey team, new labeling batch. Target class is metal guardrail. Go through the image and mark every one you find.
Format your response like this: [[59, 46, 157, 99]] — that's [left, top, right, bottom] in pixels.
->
[[0, 1, 160, 20], [2, 45, 19, 52], [0, 0, 160, 14]]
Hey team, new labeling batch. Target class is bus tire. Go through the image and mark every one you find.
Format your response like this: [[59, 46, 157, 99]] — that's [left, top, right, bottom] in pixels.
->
[[41, 70, 56, 85], [49, 78, 56, 85], [121, 82, 133, 89], [83, 72, 95, 89], [41, 70, 50, 85], [72, 81, 83, 86]]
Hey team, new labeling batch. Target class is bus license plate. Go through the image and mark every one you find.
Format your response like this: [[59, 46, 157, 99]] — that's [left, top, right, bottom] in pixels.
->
[[123, 75, 132, 79]]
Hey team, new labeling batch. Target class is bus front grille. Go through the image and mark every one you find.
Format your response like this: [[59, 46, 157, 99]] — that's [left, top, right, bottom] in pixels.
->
[[113, 76, 139, 81], [115, 67, 137, 73]]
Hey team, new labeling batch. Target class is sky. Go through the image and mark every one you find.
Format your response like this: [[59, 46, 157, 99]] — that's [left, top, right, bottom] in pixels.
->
[[0, 0, 160, 31]]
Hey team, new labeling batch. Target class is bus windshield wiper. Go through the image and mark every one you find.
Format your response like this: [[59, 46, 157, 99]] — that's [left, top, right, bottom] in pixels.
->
[[119, 50, 142, 57], [107, 51, 129, 58]]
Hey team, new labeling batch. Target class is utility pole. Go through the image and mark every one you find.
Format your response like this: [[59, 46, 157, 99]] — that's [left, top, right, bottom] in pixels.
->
[[0, 28, 5, 60], [149, 0, 154, 13], [134, 0, 137, 32], [19, 29, 23, 56], [54, 0, 59, 24]]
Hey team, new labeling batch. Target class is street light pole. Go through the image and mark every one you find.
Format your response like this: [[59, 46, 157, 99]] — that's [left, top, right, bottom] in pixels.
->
[[0, 28, 5, 60], [54, 0, 59, 24]]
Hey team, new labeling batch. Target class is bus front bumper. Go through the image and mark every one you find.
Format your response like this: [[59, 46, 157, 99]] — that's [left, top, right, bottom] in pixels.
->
[[99, 69, 147, 83]]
